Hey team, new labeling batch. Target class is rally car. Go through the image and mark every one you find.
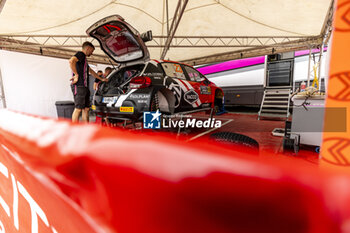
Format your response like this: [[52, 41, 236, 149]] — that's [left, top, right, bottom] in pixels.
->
[[87, 15, 224, 121]]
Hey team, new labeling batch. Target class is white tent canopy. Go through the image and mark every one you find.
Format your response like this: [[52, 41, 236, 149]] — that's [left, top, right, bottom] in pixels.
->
[[0, 0, 333, 65]]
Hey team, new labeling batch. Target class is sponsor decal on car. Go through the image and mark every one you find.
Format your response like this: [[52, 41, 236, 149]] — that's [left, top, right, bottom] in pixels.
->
[[103, 96, 119, 107], [129, 94, 150, 99], [102, 96, 118, 104], [184, 90, 199, 104], [201, 103, 211, 107], [200, 86, 211, 95], [137, 100, 148, 104], [143, 72, 163, 76], [120, 107, 134, 112]]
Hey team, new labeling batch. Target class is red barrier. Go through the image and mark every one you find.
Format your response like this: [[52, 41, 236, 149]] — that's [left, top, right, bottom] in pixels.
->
[[0, 109, 349, 233]]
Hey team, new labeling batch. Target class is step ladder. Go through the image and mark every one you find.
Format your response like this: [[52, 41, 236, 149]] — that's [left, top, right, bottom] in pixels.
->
[[258, 86, 291, 120]]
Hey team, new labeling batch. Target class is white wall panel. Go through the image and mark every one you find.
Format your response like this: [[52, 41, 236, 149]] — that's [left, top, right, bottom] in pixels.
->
[[206, 52, 328, 88], [206, 65, 265, 87], [0, 50, 73, 118]]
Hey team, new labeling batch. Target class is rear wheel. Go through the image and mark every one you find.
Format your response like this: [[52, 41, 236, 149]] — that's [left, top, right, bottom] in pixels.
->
[[150, 92, 160, 112], [150, 91, 173, 127], [210, 132, 259, 149]]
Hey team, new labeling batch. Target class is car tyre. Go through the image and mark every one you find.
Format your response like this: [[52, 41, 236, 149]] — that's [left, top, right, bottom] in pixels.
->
[[210, 132, 259, 149], [150, 92, 160, 112]]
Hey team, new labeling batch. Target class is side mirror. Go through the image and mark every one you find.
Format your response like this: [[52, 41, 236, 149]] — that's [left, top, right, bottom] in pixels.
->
[[203, 79, 211, 85], [141, 30, 153, 42]]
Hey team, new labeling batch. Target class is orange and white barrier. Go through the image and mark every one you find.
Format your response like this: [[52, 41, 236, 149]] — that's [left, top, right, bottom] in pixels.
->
[[321, 0, 350, 171]]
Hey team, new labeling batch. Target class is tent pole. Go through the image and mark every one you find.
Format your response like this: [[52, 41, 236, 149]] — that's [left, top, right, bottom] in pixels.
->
[[0, 66, 6, 108], [307, 49, 312, 87], [318, 43, 324, 91], [160, 0, 189, 59], [0, 0, 7, 13], [166, 0, 169, 36]]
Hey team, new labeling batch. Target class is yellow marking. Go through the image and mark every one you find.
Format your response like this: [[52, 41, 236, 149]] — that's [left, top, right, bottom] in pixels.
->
[[120, 107, 134, 112]]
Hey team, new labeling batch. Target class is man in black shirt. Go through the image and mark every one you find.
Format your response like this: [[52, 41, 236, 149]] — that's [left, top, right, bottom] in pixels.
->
[[97, 70, 103, 78], [69, 42, 107, 123], [94, 67, 113, 91], [93, 70, 104, 91]]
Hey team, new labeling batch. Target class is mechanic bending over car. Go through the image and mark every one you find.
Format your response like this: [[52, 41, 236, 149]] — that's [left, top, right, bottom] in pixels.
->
[[93, 70, 103, 91], [69, 41, 107, 123], [104, 67, 113, 78], [94, 67, 112, 91]]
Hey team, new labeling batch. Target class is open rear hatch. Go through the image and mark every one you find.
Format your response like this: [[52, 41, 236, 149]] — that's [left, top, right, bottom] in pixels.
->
[[86, 15, 151, 65]]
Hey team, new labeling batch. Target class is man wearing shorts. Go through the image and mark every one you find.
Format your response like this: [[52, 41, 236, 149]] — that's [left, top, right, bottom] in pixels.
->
[[69, 42, 107, 123]]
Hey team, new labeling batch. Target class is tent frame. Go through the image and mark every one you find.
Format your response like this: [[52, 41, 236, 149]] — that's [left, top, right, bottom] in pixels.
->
[[0, 0, 334, 66], [0, 35, 324, 65]]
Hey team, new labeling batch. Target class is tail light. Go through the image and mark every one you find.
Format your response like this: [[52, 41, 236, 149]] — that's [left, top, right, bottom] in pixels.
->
[[129, 76, 152, 89]]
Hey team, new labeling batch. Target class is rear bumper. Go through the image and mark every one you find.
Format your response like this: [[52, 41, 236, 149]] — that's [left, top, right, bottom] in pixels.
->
[[93, 105, 143, 120], [93, 89, 154, 119]]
